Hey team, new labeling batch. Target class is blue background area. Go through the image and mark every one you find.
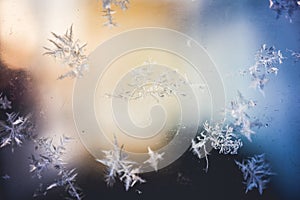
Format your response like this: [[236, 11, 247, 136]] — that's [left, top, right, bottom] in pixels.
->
[[187, 0, 300, 198]]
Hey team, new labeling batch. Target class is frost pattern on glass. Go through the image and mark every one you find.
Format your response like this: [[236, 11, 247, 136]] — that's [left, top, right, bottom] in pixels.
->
[[287, 49, 300, 62], [106, 64, 187, 102], [191, 121, 243, 172], [96, 136, 145, 191], [0, 93, 12, 110], [235, 154, 274, 195], [43, 25, 88, 80], [2, 174, 10, 180], [29, 136, 83, 200], [101, 0, 130, 27], [269, 0, 300, 22], [0, 112, 33, 152], [227, 91, 262, 141], [241, 44, 284, 96], [143, 147, 164, 172]]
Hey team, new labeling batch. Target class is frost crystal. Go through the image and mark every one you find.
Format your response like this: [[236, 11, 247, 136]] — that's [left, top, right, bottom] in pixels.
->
[[2, 174, 10, 180], [29, 136, 83, 200], [235, 154, 274, 195], [106, 65, 187, 102], [227, 91, 263, 141], [0, 93, 12, 110], [143, 147, 164, 171], [43, 25, 88, 80], [287, 49, 300, 62], [269, 0, 300, 22], [243, 44, 284, 95], [191, 121, 243, 172], [96, 136, 145, 191], [100, 0, 130, 27], [0, 112, 33, 152]]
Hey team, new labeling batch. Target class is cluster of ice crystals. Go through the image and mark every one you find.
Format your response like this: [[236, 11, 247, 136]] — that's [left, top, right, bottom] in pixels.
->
[[0, 112, 33, 152], [235, 154, 274, 195], [96, 136, 145, 191], [143, 147, 164, 172], [269, 0, 300, 22], [44, 25, 88, 80], [241, 44, 284, 95], [227, 91, 262, 141], [287, 49, 300, 62], [0, 93, 12, 110], [29, 136, 83, 200], [106, 65, 187, 102], [191, 121, 243, 172], [101, 0, 130, 27]]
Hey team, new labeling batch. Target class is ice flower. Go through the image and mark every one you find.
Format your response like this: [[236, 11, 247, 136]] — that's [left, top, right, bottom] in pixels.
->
[[0, 112, 33, 152], [44, 25, 88, 80], [191, 121, 243, 172], [143, 147, 164, 171], [235, 154, 274, 195], [96, 136, 145, 191]]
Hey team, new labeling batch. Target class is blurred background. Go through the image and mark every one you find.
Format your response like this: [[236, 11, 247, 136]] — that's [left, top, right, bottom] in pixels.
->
[[0, 0, 300, 199]]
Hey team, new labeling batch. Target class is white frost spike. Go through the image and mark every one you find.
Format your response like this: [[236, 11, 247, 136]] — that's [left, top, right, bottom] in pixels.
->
[[100, 0, 130, 27], [29, 136, 83, 199], [0, 93, 12, 110], [144, 147, 164, 171], [287, 49, 300, 62], [227, 91, 260, 141], [97, 136, 145, 191], [43, 25, 88, 80], [0, 112, 33, 151], [243, 44, 284, 95]]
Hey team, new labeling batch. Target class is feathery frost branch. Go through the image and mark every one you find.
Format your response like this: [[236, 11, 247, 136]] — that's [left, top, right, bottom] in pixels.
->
[[44, 25, 88, 80], [96, 136, 145, 191], [191, 121, 243, 172], [235, 154, 275, 195], [29, 136, 83, 200]]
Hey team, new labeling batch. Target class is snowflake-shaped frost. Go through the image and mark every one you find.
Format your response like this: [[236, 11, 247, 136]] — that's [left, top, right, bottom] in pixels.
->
[[235, 154, 274, 195], [43, 25, 88, 80], [0, 93, 12, 110], [106, 65, 187, 102], [227, 91, 262, 141], [191, 121, 243, 172], [96, 136, 145, 191], [287, 49, 300, 62], [143, 147, 164, 171], [100, 0, 130, 27], [29, 136, 83, 200], [269, 0, 300, 22], [0, 112, 33, 152], [243, 44, 284, 95]]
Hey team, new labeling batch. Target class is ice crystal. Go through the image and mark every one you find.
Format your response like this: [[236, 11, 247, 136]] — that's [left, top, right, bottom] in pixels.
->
[[0, 112, 33, 152], [242, 44, 284, 95], [269, 0, 300, 22], [235, 154, 274, 195], [100, 0, 130, 27], [287, 49, 300, 62], [191, 121, 242, 172], [96, 136, 145, 191], [0, 93, 12, 110], [227, 91, 262, 141], [143, 147, 164, 171], [106, 66, 187, 102], [2, 174, 10, 180], [29, 136, 83, 200], [43, 25, 88, 80]]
